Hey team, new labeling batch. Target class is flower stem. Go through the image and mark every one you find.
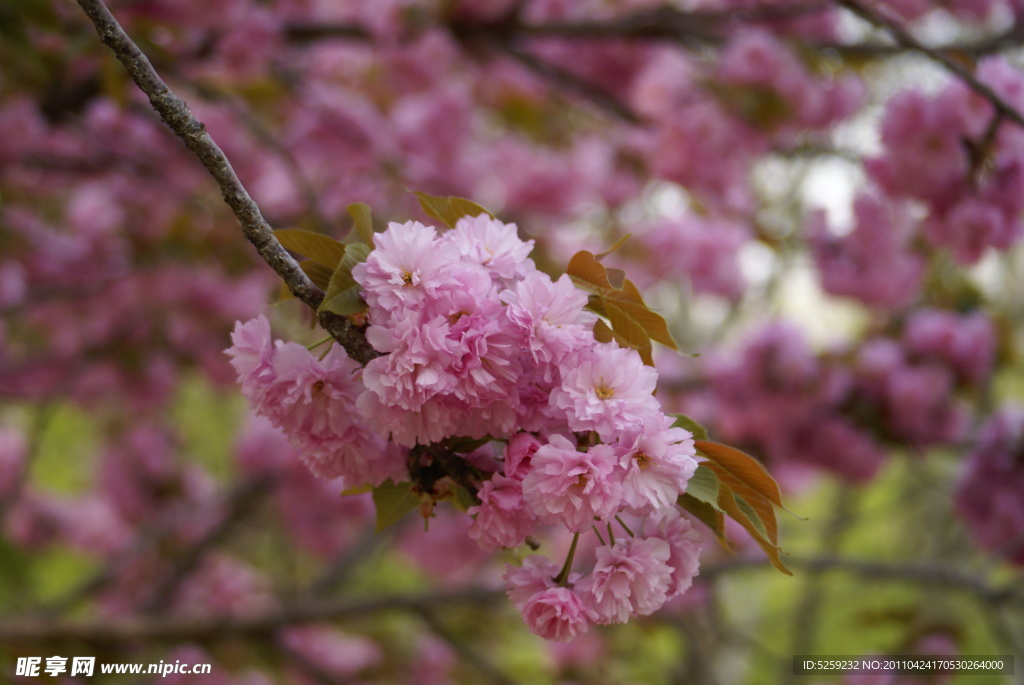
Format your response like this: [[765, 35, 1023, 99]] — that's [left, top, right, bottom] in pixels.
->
[[307, 335, 333, 351], [554, 532, 580, 586], [615, 515, 635, 538]]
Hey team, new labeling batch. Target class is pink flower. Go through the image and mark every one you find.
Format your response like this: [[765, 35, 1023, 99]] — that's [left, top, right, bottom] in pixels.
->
[[225, 315, 275, 396], [521, 435, 623, 532], [504, 432, 543, 480], [467, 474, 537, 550], [577, 537, 673, 624], [615, 415, 698, 516], [955, 407, 1024, 565], [446, 214, 535, 285], [503, 272, 597, 368], [520, 587, 590, 642], [643, 508, 703, 598], [352, 221, 457, 313], [504, 555, 561, 610], [550, 343, 660, 440]]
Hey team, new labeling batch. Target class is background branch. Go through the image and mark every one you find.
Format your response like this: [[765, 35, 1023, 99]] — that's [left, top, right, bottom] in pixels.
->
[[0, 589, 505, 647]]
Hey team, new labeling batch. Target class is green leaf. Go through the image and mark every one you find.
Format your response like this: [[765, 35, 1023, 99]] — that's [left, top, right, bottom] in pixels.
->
[[341, 483, 373, 496], [451, 484, 477, 513], [372, 480, 420, 533], [568, 250, 678, 365], [275, 229, 347, 269], [344, 242, 372, 264], [347, 202, 377, 246], [318, 243, 372, 317], [678, 493, 730, 548], [320, 287, 366, 316], [671, 414, 709, 441], [300, 260, 335, 290], [684, 464, 720, 505], [413, 191, 494, 228]]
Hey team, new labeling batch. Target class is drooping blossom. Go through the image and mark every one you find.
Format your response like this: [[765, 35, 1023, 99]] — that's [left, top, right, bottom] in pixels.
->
[[576, 536, 673, 624], [521, 435, 623, 532]]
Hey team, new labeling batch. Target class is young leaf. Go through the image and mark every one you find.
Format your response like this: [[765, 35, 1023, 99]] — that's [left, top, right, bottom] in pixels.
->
[[593, 318, 615, 344], [694, 440, 783, 508], [671, 414, 709, 441], [413, 191, 494, 228], [678, 493, 730, 548], [318, 242, 372, 317], [275, 228, 346, 269], [347, 202, 377, 246], [300, 260, 335, 290], [372, 480, 420, 533], [716, 484, 791, 575], [704, 458, 780, 545], [568, 250, 678, 365], [684, 464, 720, 505], [319, 287, 366, 317]]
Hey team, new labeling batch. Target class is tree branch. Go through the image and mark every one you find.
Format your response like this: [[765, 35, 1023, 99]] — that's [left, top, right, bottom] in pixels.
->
[[700, 555, 1024, 607], [73, 0, 379, 365], [838, 0, 1024, 130], [0, 589, 505, 647], [496, 42, 643, 124]]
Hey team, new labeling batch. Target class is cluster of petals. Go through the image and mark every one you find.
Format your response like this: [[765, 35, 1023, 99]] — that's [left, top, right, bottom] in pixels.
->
[[230, 216, 705, 641], [504, 508, 703, 641], [954, 406, 1024, 565], [868, 57, 1024, 263], [226, 315, 406, 487]]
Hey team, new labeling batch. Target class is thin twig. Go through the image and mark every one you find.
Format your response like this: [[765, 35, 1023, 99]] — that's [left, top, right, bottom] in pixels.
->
[[73, 0, 378, 364], [497, 42, 642, 124], [838, 0, 1024, 130]]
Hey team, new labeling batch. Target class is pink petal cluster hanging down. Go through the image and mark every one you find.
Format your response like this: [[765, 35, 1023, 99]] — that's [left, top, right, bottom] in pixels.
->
[[227, 214, 703, 640]]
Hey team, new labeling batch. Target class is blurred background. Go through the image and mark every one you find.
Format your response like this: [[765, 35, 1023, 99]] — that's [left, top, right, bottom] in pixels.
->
[[1, 0, 1023, 683]]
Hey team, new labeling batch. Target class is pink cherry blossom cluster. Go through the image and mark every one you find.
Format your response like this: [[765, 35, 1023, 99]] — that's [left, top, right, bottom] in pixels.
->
[[225, 215, 705, 639], [226, 316, 408, 486], [702, 309, 997, 484], [955, 406, 1024, 566], [853, 308, 995, 448], [810, 192, 926, 310], [704, 323, 887, 484], [868, 56, 1024, 264]]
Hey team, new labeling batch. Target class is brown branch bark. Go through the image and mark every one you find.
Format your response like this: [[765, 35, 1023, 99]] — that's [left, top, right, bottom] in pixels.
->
[[73, 0, 379, 365], [0, 589, 505, 647]]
